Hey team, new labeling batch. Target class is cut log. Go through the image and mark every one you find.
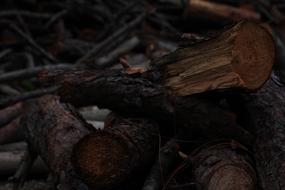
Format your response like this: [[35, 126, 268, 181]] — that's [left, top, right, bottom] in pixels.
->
[[17, 95, 93, 189], [185, 0, 261, 23], [42, 22, 275, 98], [229, 74, 285, 189], [191, 140, 257, 190], [72, 113, 159, 190], [40, 22, 274, 146], [152, 21, 274, 96]]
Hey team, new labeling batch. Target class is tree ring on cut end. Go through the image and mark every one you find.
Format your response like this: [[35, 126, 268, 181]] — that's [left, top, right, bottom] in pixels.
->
[[72, 131, 132, 190]]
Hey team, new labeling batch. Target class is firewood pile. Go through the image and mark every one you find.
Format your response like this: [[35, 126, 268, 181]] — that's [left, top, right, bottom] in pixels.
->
[[0, 0, 285, 190]]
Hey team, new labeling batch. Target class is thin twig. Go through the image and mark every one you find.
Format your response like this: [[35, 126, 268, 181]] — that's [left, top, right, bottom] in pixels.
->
[[96, 36, 140, 68], [23, 53, 35, 68], [0, 10, 52, 19], [0, 49, 12, 60], [0, 64, 71, 83], [0, 86, 59, 109], [96, 0, 142, 41], [75, 12, 147, 66], [0, 85, 20, 96], [9, 24, 57, 63], [45, 10, 67, 28]]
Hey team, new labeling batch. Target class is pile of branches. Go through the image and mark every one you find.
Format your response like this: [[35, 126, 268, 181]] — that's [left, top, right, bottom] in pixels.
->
[[0, 0, 285, 190]]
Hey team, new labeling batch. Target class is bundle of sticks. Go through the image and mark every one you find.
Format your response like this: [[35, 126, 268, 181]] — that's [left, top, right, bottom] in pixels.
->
[[0, 0, 285, 190]]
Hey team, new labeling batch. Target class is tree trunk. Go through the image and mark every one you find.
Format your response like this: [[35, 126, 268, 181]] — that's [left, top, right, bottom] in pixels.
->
[[72, 113, 159, 190]]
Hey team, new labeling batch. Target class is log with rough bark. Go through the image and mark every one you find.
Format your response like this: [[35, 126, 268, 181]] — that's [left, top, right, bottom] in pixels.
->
[[72, 113, 159, 190], [44, 21, 274, 98], [185, 0, 261, 23], [41, 69, 253, 146], [191, 140, 257, 190], [14, 95, 93, 189], [229, 74, 285, 189], [40, 21, 274, 146]]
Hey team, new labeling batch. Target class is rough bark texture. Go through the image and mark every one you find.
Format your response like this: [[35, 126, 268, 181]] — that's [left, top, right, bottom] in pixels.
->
[[191, 140, 257, 190], [21, 95, 93, 189], [72, 113, 159, 190], [42, 69, 253, 146], [43, 22, 275, 98], [232, 74, 285, 189]]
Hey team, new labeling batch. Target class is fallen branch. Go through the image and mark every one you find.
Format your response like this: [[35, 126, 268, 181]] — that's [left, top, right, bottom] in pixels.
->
[[0, 86, 59, 109], [0, 64, 71, 83], [40, 22, 274, 146]]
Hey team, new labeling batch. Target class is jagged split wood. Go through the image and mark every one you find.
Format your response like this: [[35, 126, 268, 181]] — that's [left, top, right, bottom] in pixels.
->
[[185, 0, 261, 23], [16, 95, 93, 189], [72, 113, 159, 190], [152, 21, 274, 96], [190, 140, 257, 190], [229, 74, 285, 189]]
